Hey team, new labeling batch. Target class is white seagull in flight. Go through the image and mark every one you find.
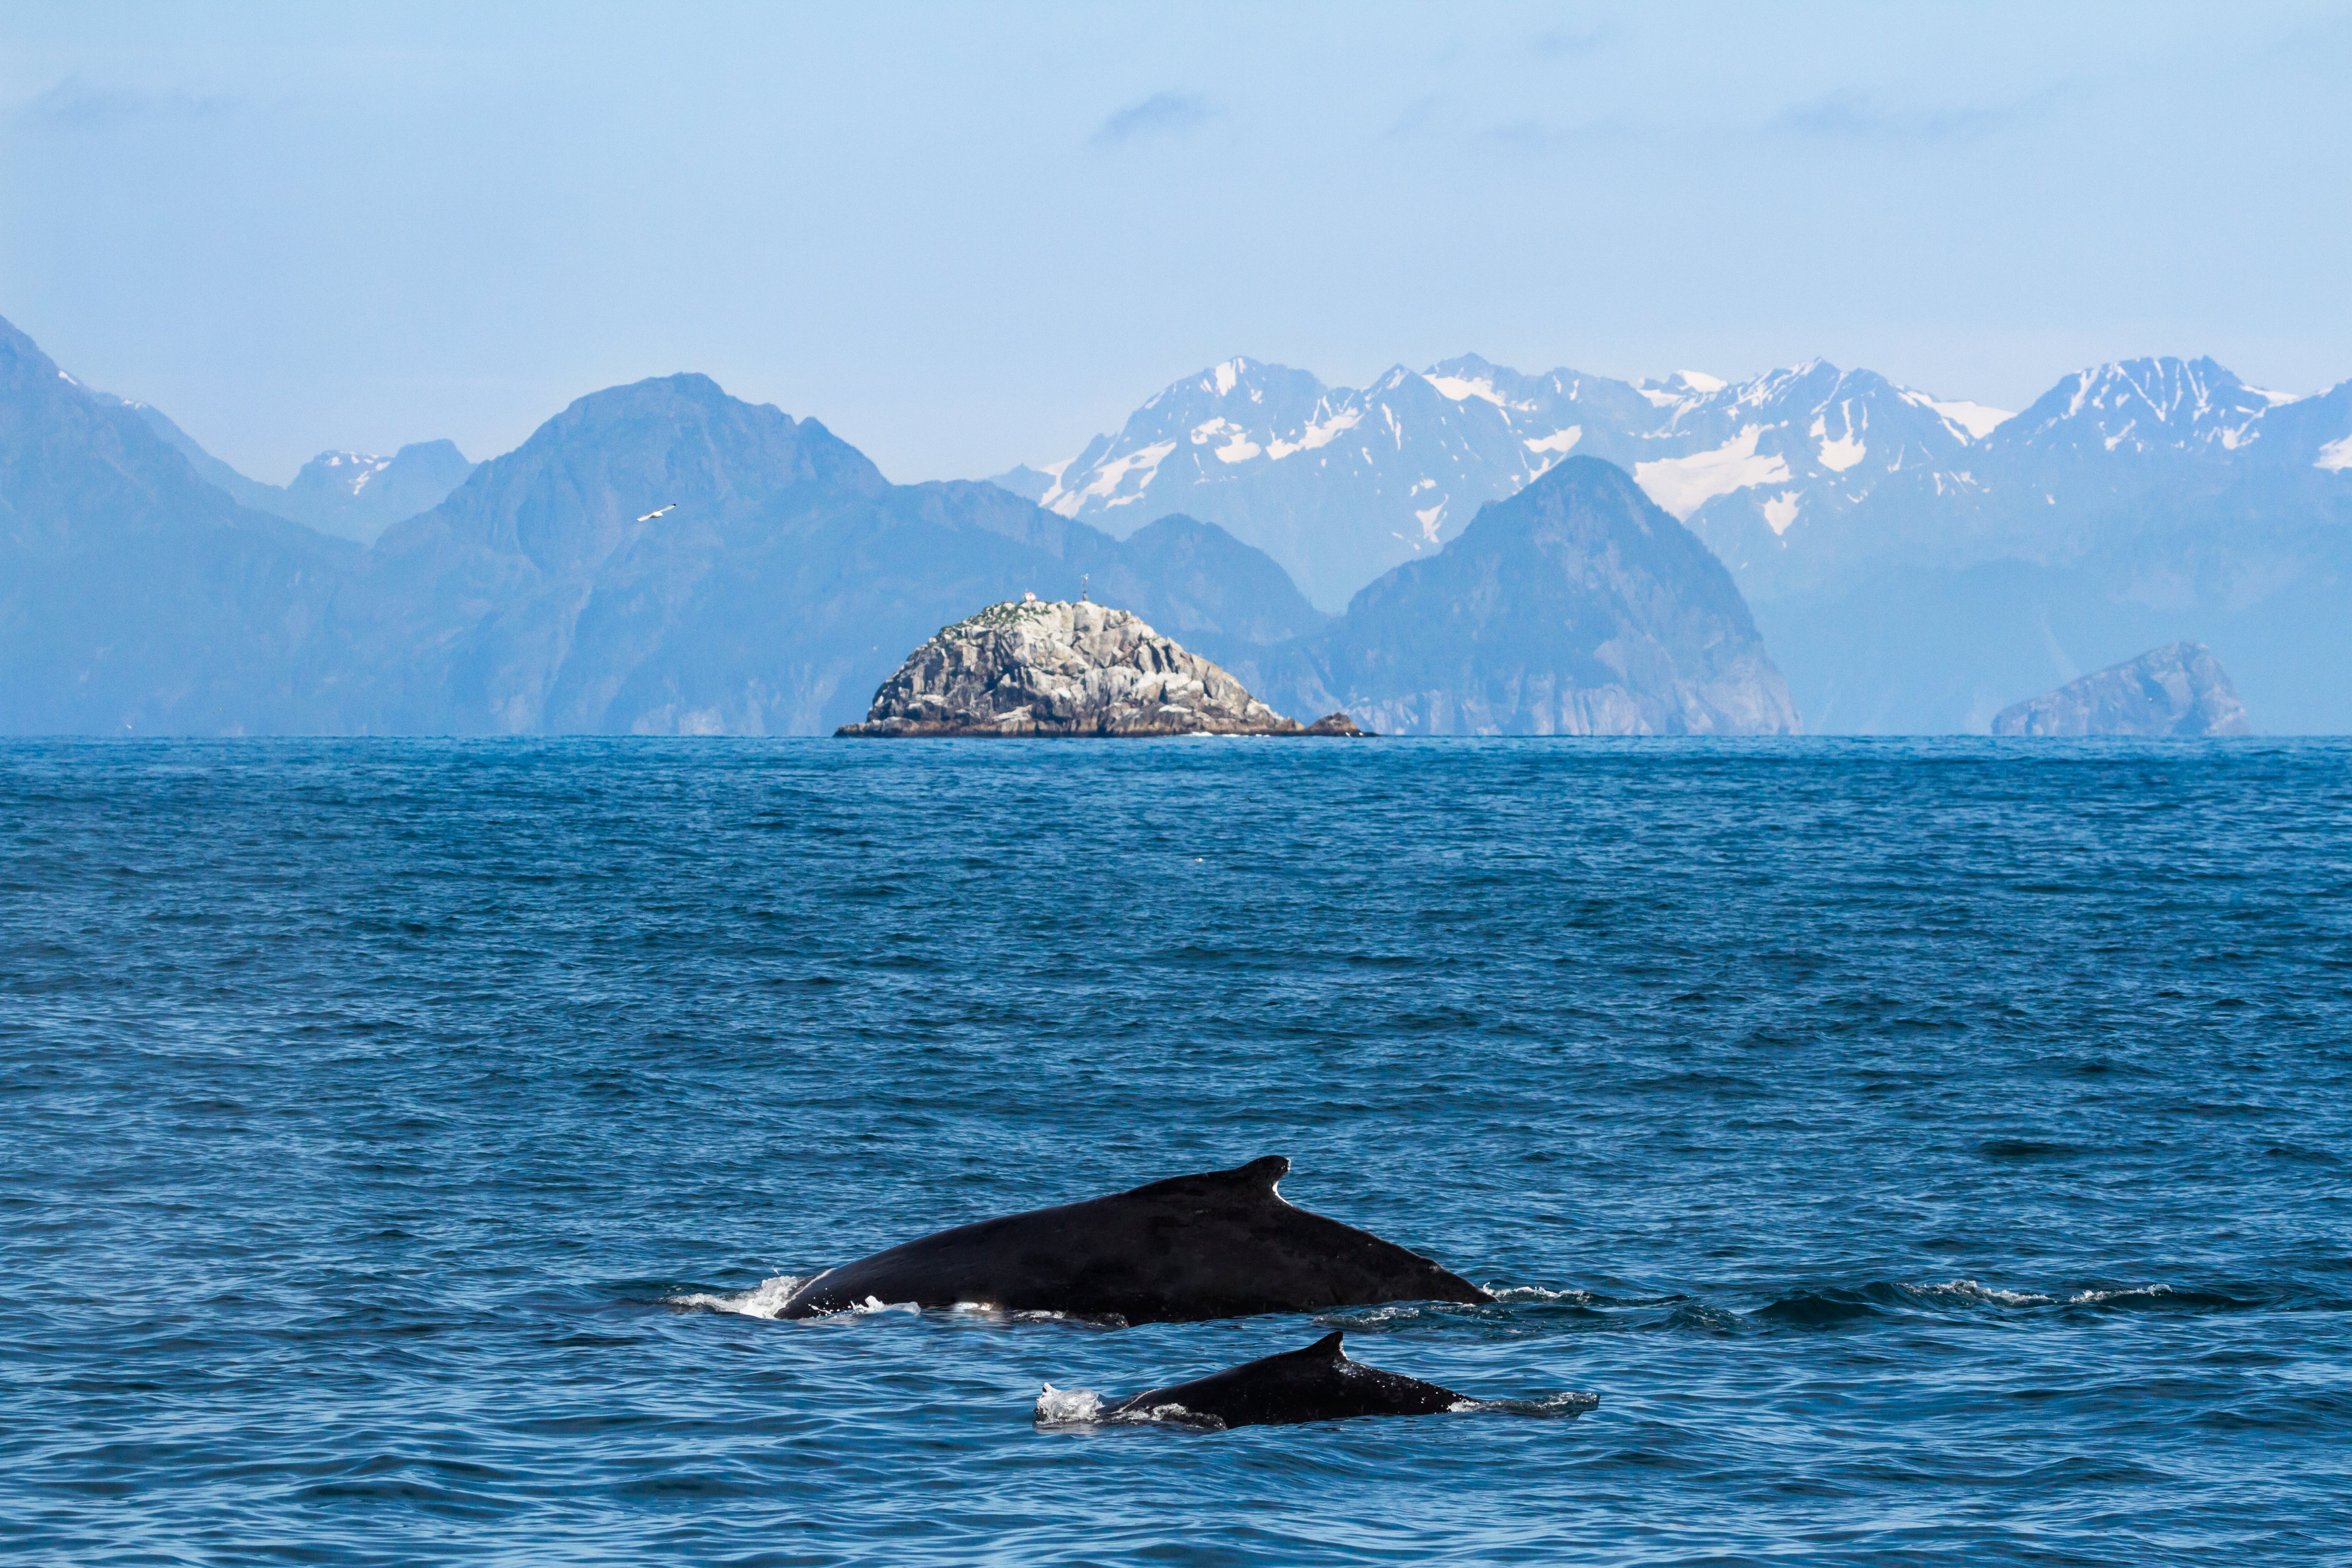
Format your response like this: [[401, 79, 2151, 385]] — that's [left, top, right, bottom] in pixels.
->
[[636, 504, 677, 522]]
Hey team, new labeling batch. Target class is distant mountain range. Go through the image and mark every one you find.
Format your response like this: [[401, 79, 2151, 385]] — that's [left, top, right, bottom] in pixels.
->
[[0, 316, 1344, 735], [85, 388, 475, 543], [4, 312, 1788, 736], [997, 352, 2352, 730], [10, 307, 2347, 735]]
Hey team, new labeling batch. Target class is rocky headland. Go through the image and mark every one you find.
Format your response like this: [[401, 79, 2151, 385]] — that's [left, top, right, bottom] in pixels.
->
[[1991, 642, 2253, 737], [837, 599, 1367, 737]]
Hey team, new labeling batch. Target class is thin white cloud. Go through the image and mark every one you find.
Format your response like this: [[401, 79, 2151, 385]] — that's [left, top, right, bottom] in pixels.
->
[[1090, 91, 1213, 147], [14, 74, 236, 131], [1774, 89, 2021, 144]]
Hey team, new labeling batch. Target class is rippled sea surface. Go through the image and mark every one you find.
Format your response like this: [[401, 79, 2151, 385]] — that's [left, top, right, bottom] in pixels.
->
[[5, 738, 2350, 1565]]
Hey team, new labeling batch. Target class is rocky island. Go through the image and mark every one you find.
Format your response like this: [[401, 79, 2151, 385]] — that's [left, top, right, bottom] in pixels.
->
[[1992, 642, 2254, 737], [837, 599, 1367, 738]]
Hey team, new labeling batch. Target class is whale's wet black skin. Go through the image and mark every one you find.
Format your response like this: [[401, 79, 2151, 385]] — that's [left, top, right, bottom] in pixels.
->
[[777, 1156, 1492, 1324], [1105, 1331, 1464, 1429]]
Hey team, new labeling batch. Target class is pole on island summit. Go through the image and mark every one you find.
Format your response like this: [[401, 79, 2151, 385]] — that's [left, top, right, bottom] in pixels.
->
[[1081, 574, 1088, 603]]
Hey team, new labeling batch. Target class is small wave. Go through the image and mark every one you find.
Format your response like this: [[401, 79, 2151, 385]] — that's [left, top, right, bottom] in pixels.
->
[[1751, 1289, 1889, 1327], [1662, 1302, 1744, 1334], [665, 1274, 808, 1318], [1742, 1279, 2253, 1322], [1977, 1138, 2087, 1162], [2064, 1283, 2248, 1310]]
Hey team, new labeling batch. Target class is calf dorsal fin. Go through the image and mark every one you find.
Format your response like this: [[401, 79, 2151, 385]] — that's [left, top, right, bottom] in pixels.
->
[[1228, 1155, 1290, 1191]]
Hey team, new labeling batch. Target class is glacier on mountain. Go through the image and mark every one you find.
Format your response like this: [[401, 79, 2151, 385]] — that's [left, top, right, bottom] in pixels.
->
[[1634, 427, 1793, 520]]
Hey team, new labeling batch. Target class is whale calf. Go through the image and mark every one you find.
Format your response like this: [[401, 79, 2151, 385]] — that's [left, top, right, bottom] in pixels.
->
[[777, 1155, 1492, 1324], [1086, 1331, 1464, 1430]]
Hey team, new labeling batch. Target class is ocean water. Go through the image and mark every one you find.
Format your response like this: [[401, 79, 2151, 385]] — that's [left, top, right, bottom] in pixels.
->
[[4, 737, 2349, 1566]]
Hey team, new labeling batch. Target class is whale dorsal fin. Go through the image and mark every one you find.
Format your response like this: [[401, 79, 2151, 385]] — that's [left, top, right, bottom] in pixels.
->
[[1305, 1330, 1347, 1362], [1119, 1154, 1292, 1206], [1230, 1155, 1290, 1191]]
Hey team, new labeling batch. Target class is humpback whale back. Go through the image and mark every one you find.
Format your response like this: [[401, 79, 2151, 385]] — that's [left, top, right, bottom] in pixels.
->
[[1105, 1330, 1466, 1429], [778, 1155, 1492, 1324]]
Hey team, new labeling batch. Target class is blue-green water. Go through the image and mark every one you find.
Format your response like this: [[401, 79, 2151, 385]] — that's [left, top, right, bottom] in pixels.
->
[[5, 738, 2349, 1564]]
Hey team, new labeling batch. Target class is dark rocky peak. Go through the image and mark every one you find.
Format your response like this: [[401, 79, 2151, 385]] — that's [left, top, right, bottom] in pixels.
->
[[984, 463, 1058, 503], [0, 312, 69, 391], [1434, 454, 1735, 583], [1285, 455, 1798, 736], [375, 439, 475, 501], [383, 372, 887, 575], [0, 312, 285, 543]]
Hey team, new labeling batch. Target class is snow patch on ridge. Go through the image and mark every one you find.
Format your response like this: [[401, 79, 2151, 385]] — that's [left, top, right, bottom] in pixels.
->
[[1043, 439, 1177, 515], [1524, 426, 1582, 455], [1424, 372, 1508, 406], [1899, 389, 2013, 441], [1810, 412, 1866, 473], [1264, 407, 1362, 461], [314, 451, 394, 497], [2318, 432, 2352, 473], [1763, 491, 1800, 534], [1634, 426, 1792, 519]]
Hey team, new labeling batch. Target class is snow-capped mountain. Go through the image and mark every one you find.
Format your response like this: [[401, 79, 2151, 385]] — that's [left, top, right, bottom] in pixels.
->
[[1010, 353, 2023, 609], [1003, 348, 2352, 731], [1024, 355, 1658, 608], [1990, 356, 2303, 461], [279, 440, 475, 542], [1627, 359, 2016, 597], [298, 450, 395, 496]]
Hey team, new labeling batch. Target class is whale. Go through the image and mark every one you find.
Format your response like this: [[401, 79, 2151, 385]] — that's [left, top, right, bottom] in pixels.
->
[[776, 1155, 1493, 1324], [1093, 1331, 1465, 1430]]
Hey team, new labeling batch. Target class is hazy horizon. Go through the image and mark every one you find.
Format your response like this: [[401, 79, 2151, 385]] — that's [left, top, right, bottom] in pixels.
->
[[5, 0, 2350, 485]]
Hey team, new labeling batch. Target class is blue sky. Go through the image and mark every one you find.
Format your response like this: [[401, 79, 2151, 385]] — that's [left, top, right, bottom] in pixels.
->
[[5, 1, 2348, 484]]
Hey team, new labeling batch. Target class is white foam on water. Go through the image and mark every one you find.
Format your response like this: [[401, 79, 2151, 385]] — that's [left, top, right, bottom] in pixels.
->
[[665, 1273, 809, 1318], [665, 1278, 930, 1321], [1490, 1285, 1600, 1305], [948, 1301, 1093, 1325], [1921, 1278, 2057, 1308], [1034, 1384, 1107, 1425], [1034, 1388, 1223, 1430], [2069, 1283, 2174, 1305], [1467, 1390, 1601, 1418]]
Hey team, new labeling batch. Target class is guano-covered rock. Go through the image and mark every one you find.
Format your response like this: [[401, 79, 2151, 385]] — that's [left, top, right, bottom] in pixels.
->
[[837, 600, 1351, 737]]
